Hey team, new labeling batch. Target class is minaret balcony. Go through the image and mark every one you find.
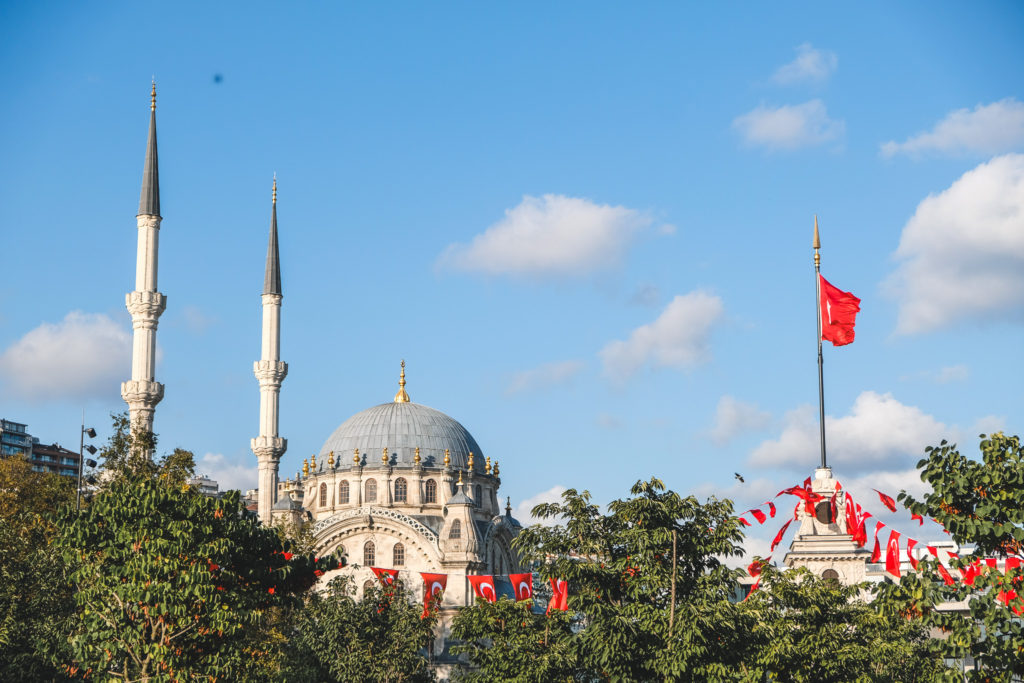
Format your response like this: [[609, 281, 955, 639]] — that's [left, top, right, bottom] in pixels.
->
[[120, 379, 164, 407], [125, 290, 167, 319], [252, 436, 287, 460], [254, 360, 288, 384]]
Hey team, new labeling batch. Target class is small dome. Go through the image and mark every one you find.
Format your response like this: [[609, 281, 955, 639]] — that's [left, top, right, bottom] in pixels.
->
[[318, 401, 484, 471]]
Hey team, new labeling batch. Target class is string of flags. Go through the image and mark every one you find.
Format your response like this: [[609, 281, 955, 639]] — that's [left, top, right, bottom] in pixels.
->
[[366, 567, 571, 618], [740, 479, 1024, 613]]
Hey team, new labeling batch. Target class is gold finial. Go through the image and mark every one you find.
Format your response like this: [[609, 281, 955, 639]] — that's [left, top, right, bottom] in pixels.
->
[[457, 469, 464, 485], [328, 450, 335, 467], [443, 448, 451, 467], [311, 452, 317, 470], [302, 458, 310, 477], [393, 360, 410, 402], [813, 215, 821, 268], [506, 496, 512, 515], [467, 451, 475, 469], [150, 80, 156, 112], [493, 460, 500, 476], [414, 447, 421, 465], [353, 448, 361, 465], [272, 174, 277, 205], [382, 447, 389, 465], [485, 456, 492, 474]]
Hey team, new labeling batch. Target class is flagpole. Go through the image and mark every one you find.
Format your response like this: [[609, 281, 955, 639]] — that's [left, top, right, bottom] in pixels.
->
[[814, 216, 827, 469]]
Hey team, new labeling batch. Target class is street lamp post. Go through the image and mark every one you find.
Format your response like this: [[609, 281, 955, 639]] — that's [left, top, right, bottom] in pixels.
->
[[78, 422, 97, 510]]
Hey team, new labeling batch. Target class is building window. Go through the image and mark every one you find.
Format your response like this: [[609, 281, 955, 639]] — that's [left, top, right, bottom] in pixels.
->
[[474, 484, 482, 506], [319, 483, 327, 508], [393, 542, 405, 566], [364, 541, 375, 566], [449, 519, 461, 539], [424, 479, 437, 504], [822, 569, 840, 582], [365, 479, 377, 503], [363, 580, 375, 596], [339, 481, 349, 504], [394, 477, 408, 503]]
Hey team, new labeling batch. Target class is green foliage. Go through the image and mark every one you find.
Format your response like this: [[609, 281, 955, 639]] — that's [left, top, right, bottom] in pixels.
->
[[97, 412, 195, 486], [0, 455, 75, 680], [739, 566, 946, 682], [286, 576, 436, 683], [55, 474, 337, 681], [450, 597, 578, 683], [500, 478, 748, 681], [877, 433, 1024, 680]]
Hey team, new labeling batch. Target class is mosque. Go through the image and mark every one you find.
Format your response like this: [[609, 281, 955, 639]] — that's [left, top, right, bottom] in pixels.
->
[[119, 85, 524, 666]]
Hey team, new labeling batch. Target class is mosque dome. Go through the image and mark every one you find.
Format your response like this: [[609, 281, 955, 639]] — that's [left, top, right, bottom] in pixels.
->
[[317, 362, 484, 471]]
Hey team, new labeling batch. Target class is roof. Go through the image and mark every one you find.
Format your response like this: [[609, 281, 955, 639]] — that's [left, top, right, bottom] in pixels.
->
[[318, 401, 485, 472]]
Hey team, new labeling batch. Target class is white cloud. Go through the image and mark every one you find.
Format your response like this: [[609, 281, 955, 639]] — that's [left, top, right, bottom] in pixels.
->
[[771, 43, 838, 84], [0, 311, 129, 401], [196, 452, 258, 492], [749, 391, 950, 472], [600, 291, 723, 383], [886, 154, 1024, 334], [708, 395, 772, 445], [733, 100, 845, 150], [506, 360, 585, 395], [513, 485, 568, 526], [881, 98, 1024, 158], [438, 194, 654, 277]]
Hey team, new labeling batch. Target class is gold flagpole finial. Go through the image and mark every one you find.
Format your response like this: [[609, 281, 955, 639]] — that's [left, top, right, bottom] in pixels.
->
[[813, 215, 821, 250], [150, 80, 156, 112], [393, 360, 410, 402], [272, 174, 277, 204]]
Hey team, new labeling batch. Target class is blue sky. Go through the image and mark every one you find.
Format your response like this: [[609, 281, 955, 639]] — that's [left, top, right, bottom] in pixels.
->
[[2, 2, 1022, 558]]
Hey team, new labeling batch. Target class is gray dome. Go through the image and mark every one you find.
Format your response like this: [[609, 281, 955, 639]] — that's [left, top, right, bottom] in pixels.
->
[[318, 402, 484, 471]]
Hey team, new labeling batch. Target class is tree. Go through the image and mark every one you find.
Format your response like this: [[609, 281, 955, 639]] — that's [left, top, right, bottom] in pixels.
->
[[55, 473, 338, 681], [96, 412, 195, 486], [499, 478, 748, 681], [286, 576, 437, 682], [738, 565, 947, 681], [0, 455, 76, 680], [875, 433, 1024, 680], [450, 596, 578, 683]]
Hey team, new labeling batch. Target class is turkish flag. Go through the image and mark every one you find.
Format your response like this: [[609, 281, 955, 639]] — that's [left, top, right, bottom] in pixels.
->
[[419, 573, 447, 618], [468, 575, 497, 603], [748, 509, 767, 524], [547, 578, 568, 614], [819, 274, 861, 346], [870, 522, 885, 563], [873, 489, 897, 512], [766, 502, 776, 518], [844, 493, 858, 536], [509, 573, 533, 602], [770, 519, 793, 552], [911, 513, 924, 525], [927, 546, 956, 585], [885, 529, 901, 578], [907, 539, 919, 570], [371, 567, 399, 585]]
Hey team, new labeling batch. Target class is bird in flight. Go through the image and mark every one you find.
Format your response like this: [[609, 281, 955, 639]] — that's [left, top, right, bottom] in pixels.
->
[[734, 472, 745, 483]]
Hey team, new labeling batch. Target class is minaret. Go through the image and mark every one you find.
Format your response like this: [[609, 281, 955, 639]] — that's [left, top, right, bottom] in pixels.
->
[[121, 82, 166, 440], [251, 177, 288, 524]]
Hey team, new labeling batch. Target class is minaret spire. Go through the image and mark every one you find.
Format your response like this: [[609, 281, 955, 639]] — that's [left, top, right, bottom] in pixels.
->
[[121, 83, 167, 444], [252, 176, 289, 524]]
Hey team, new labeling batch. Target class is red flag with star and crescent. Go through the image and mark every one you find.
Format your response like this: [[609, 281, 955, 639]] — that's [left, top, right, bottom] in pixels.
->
[[819, 274, 861, 346], [509, 573, 533, 602], [371, 567, 399, 585], [419, 573, 447, 619], [547, 578, 569, 614], [885, 529, 902, 578], [468, 575, 497, 603]]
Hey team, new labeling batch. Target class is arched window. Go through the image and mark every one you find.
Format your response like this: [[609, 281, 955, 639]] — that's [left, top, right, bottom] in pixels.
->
[[424, 479, 437, 503], [394, 477, 408, 503], [393, 542, 405, 566], [822, 569, 840, 582], [474, 484, 482, 506], [364, 541, 375, 566], [365, 478, 377, 503], [363, 580, 375, 596], [449, 519, 461, 539], [319, 483, 327, 508], [339, 480, 349, 505]]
